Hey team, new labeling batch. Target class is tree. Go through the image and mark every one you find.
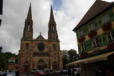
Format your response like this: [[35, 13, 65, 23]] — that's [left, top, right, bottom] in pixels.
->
[[0, 52, 17, 70], [68, 49, 78, 63], [61, 50, 69, 69]]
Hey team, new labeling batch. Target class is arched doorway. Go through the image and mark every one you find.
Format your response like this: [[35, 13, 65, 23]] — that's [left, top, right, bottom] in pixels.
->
[[24, 61, 30, 72], [53, 61, 58, 70], [37, 59, 47, 70]]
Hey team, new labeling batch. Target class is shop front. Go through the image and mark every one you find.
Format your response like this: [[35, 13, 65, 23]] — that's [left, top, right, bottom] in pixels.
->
[[66, 51, 114, 76]]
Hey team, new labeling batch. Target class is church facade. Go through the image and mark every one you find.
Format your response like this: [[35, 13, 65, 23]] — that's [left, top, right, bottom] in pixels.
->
[[18, 5, 63, 72]]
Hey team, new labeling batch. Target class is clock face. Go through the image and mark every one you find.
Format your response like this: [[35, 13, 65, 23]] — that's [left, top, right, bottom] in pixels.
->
[[37, 43, 45, 51]]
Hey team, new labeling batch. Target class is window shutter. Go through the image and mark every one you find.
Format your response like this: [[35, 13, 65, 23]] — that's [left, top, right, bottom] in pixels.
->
[[78, 44, 82, 54], [102, 33, 108, 46], [85, 40, 91, 52], [83, 26, 88, 35], [109, 10, 114, 21], [97, 35, 103, 46], [97, 18, 102, 29], [76, 32, 79, 39]]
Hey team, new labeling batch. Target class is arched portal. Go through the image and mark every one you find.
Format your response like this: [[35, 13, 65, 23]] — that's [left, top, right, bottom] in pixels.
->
[[37, 59, 47, 70], [53, 61, 58, 70], [23, 61, 30, 72]]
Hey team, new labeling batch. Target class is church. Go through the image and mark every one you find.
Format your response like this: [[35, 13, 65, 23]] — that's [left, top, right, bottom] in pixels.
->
[[18, 4, 63, 72]]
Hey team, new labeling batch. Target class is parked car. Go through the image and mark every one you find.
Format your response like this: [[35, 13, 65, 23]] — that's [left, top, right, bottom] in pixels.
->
[[34, 70, 47, 76], [60, 69, 68, 75]]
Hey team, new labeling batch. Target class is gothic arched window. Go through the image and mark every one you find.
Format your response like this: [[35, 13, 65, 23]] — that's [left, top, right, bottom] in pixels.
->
[[53, 44, 56, 51], [25, 43, 29, 49]]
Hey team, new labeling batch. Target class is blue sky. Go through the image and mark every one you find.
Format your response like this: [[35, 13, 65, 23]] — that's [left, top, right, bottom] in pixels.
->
[[52, 0, 62, 10]]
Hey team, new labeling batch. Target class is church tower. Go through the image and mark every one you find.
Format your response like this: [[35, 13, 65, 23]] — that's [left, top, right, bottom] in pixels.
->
[[18, 5, 63, 72], [48, 6, 59, 41], [48, 7, 63, 70], [22, 4, 33, 40]]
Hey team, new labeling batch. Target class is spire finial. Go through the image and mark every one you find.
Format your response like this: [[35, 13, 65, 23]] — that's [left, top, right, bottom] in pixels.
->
[[27, 3, 32, 19]]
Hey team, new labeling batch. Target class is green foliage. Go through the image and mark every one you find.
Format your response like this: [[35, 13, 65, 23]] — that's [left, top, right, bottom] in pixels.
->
[[62, 49, 78, 69], [97, 35, 103, 46], [0, 52, 17, 70], [68, 49, 78, 63], [62, 54, 69, 69], [102, 33, 108, 46], [85, 40, 92, 51], [83, 26, 89, 36]]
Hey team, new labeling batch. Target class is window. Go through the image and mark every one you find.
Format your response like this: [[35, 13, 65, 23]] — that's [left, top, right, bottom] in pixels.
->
[[80, 30, 83, 37], [102, 14, 110, 24], [90, 23, 95, 31], [53, 44, 56, 51], [109, 10, 114, 21], [28, 22, 30, 25], [25, 43, 29, 49], [108, 31, 114, 42]]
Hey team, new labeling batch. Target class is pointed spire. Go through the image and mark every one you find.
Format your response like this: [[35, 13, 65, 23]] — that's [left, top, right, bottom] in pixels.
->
[[27, 3, 32, 19], [50, 6, 55, 22]]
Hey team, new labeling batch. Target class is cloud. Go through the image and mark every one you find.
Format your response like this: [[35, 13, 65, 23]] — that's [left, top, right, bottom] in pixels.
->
[[0, 0, 112, 54]]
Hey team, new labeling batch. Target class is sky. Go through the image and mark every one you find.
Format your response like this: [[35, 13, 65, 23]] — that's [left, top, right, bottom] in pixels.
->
[[0, 0, 114, 54]]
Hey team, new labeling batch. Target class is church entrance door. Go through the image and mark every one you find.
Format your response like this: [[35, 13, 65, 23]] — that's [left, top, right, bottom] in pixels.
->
[[24, 61, 30, 72], [37, 59, 47, 70]]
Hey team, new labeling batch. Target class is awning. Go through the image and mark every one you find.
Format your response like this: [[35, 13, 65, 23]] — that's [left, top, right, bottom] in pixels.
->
[[66, 51, 114, 67]]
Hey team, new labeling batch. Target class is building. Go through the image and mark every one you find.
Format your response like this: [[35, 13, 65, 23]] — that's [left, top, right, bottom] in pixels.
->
[[18, 5, 63, 72], [8, 57, 19, 71], [67, 0, 114, 76]]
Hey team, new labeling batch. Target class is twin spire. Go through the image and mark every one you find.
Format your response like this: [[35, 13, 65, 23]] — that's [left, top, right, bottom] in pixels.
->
[[26, 4, 55, 22], [23, 4, 58, 41]]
